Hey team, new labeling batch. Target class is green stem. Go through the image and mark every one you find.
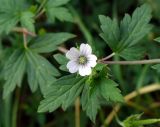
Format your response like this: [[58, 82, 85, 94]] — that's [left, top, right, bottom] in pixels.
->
[[36, 0, 47, 15], [136, 65, 149, 89], [4, 95, 11, 127], [69, 6, 95, 51], [112, 55, 125, 92], [12, 88, 20, 127], [112, 0, 118, 19], [99, 109, 105, 124]]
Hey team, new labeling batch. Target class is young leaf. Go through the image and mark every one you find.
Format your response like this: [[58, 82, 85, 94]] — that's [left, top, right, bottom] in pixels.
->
[[54, 53, 68, 71], [29, 33, 75, 53], [3, 49, 26, 98], [121, 113, 160, 127], [38, 74, 86, 112], [81, 84, 100, 123], [99, 78, 124, 103], [26, 49, 60, 93], [122, 113, 143, 127], [53, 53, 68, 65]]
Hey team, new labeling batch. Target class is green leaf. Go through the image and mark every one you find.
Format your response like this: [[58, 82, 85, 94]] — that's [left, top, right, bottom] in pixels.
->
[[0, 0, 26, 12], [54, 53, 68, 71], [81, 84, 100, 123], [46, 0, 70, 7], [45, 0, 73, 22], [99, 15, 120, 51], [118, 4, 152, 51], [46, 7, 73, 22], [20, 11, 35, 32], [59, 65, 68, 72], [3, 49, 26, 98], [0, 13, 19, 34], [26, 49, 60, 93], [99, 4, 152, 55], [154, 37, 160, 43], [122, 113, 143, 127], [95, 63, 108, 71], [38, 74, 85, 112], [121, 113, 160, 127], [100, 78, 124, 103], [119, 46, 146, 60], [53, 53, 68, 65], [29, 33, 75, 53], [152, 64, 160, 73], [0, 0, 27, 34]]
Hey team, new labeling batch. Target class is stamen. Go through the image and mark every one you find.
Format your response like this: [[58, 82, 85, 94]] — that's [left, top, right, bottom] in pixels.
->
[[78, 56, 87, 64]]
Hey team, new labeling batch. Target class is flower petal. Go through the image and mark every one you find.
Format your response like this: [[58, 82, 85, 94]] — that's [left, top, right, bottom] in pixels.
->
[[80, 43, 92, 55], [87, 55, 97, 67], [88, 54, 97, 61], [79, 65, 91, 76], [67, 60, 79, 73], [66, 47, 79, 60]]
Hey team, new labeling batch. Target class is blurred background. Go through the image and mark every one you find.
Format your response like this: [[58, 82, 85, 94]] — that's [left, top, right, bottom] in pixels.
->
[[1, 0, 160, 127]]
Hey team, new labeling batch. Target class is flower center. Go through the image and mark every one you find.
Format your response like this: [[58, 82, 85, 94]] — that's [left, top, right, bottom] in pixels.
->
[[78, 56, 87, 64]]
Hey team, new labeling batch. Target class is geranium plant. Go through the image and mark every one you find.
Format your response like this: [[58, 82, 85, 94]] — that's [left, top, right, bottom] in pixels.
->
[[1, 0, 160, 127]]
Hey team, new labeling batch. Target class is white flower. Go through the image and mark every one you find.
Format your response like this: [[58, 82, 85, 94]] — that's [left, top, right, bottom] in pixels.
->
[[66, 43, 97, 76]]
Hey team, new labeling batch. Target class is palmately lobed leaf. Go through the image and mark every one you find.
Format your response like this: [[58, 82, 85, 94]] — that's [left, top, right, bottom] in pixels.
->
[[99, 15, 120, 52], [99, 4, 152, 60], [81, 83, 101, 123], [26, 49, 60, 93], [3, 49, 26, 98], [45, 0, 73, 22], [20, 11, 35, 33], [118, 4, 152, 51], [46, 0, 70, 7], [0, 0, 30, 34], [119, 46, 146, 60], [99, 78, 124, 103], [29, 33, 75, 53], [38, 74, 86, 112]]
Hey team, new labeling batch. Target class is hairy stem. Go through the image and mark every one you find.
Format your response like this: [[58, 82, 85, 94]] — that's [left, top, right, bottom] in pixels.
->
[[100, 53, 115, 61], [23, 32, 28, 49], [102, 59, 160, 65], [58, 46, 68, 53], [12, 27, 36, 36]]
